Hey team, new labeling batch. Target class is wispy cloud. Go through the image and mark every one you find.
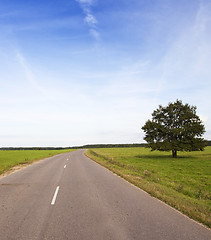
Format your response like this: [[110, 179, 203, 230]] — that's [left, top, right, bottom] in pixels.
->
[[75, 0, 100, 40], [85, 12, 97, 26], [16, 51, 46, 96], [89, 28, 100, 40], [160, 2, 211, 90]]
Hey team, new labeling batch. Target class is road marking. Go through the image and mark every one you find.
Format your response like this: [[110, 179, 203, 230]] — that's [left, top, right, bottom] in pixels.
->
[[51, 186, 60, 205], [64, 165, 66, 168]]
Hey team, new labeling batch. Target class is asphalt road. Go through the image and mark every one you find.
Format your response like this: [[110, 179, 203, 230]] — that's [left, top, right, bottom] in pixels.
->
[[0, 149, 210, 240]]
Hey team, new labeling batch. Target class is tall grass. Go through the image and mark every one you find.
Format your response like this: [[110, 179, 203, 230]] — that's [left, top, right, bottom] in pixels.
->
[[86, 147, 211, 228]]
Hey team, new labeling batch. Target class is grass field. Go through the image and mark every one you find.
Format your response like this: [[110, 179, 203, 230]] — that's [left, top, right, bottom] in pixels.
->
[[86, 147, 211, 228], [0, 149, 75, 175]]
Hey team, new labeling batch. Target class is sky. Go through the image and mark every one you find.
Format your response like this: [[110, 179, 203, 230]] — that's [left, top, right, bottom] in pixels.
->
[[0, 0, 211, 147]]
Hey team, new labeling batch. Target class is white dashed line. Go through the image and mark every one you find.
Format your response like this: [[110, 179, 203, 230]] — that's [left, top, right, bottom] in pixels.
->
[[51, 186, 60, 205], [64, 165, 66, 169]]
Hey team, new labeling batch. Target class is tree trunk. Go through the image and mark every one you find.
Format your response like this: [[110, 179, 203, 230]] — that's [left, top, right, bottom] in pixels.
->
[[172, 150, 177, 158]]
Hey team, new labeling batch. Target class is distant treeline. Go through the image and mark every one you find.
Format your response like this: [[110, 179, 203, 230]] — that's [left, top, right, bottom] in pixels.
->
[[71, 143, 147, 149], [0, 141, 210, 150], [0, 143, 146, 150], [73, 141, 211, 148]]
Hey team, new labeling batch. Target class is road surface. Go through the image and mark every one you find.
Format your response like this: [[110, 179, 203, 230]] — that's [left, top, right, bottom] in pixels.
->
[[0, 150, 210, 240]]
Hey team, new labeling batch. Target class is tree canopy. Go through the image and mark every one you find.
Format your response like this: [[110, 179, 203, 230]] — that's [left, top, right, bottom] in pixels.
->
[[141, 100, 206, 157]]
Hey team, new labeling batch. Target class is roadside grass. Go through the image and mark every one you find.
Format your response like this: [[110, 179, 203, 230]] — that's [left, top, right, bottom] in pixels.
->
[[85, 147, 211, 228], [0, 149, 75, 175]]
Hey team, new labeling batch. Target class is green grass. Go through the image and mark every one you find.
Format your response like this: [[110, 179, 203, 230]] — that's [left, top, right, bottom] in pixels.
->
[[0, 149, 75, 175], [86, 147, 211, 228]]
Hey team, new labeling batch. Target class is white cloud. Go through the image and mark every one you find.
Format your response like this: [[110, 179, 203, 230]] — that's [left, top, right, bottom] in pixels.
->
[[85, 13, 97, 26]]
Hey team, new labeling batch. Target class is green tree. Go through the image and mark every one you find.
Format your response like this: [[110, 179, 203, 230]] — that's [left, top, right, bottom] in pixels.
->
[[141, 100, 206, 158]]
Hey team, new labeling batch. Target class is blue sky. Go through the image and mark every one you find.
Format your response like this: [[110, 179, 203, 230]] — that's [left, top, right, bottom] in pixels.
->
[[0, 0, 210, 147]]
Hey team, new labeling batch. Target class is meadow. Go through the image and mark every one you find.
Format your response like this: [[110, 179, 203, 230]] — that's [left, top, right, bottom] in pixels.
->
[[86, 147, 211, 228], [0, 149, 75, 175]]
